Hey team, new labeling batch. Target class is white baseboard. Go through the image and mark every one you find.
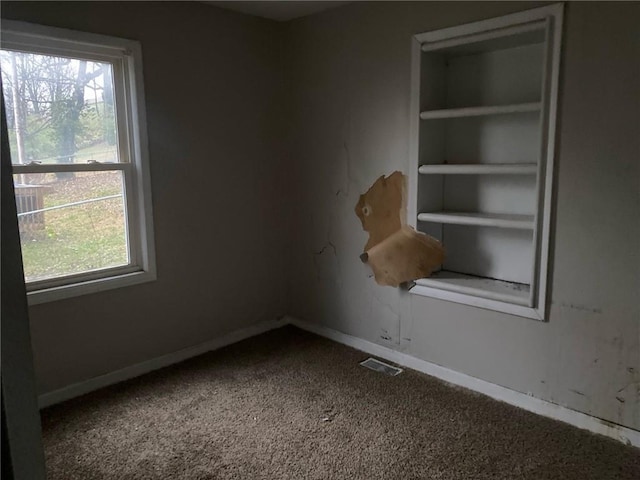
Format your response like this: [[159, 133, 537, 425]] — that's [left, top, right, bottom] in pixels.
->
[[39, 314, 639, 448], [37, 317, 287, 409], [286, 316, 640, 448]]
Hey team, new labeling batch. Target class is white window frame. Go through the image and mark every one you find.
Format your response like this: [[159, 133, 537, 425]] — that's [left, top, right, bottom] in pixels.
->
[[1, 20, 156, 305]]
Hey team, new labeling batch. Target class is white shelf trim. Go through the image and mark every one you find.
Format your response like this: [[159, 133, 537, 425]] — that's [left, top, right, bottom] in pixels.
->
[[418, 163, 537, 175], [415, 4, 563, 44], [414, 271, 530, 306], [417, 212, 534, 230], [420, 20, 546, 53], [420, 102, 541, 120], [411, 283, 540, 319]]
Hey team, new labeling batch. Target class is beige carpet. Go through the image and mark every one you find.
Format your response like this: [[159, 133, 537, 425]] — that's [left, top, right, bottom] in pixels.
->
[[42, 326, 640, 479]]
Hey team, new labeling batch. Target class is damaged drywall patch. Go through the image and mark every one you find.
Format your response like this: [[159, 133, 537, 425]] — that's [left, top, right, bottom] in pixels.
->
[[355, 172, 444, 287], [363, 226, 445, 287], [355, 171, 405, 251]]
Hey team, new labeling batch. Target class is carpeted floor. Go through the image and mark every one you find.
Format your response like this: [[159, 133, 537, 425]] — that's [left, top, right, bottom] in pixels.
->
[[42, 326, 639, 479]]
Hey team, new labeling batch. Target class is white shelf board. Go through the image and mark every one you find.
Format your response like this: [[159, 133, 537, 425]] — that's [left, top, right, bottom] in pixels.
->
[[414, 270, 530, 306], [420, 102, 541, 120], [419, 20, 546, 53], [417, 212, 534, 230], [418, 163, 537, 175]]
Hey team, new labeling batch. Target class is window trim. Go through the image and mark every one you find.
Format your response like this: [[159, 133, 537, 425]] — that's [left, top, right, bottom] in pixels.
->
[[2, 20, 156, 305]]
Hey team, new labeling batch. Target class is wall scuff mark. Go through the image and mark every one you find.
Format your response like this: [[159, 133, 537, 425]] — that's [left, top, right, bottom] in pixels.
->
[[313, 242, 337, 257], [557, 302, 604, 314], [356, 172, 444, 287], [312, 241, 338, 280]]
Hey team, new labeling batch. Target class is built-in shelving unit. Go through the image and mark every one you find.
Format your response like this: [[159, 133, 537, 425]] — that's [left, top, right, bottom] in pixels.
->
[[408, 4, 564, 320]]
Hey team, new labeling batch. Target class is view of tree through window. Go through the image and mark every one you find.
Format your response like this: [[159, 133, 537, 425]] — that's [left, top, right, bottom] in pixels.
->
[[1, 49, 129, 282], [1, 51, 119, 164]]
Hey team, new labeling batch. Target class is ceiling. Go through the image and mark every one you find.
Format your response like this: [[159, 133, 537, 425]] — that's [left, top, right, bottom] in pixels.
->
[[204, 1, 351, 22]]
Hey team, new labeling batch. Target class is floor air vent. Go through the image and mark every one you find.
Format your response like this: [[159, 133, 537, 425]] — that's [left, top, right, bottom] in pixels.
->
[[360, 358, 403, 376]]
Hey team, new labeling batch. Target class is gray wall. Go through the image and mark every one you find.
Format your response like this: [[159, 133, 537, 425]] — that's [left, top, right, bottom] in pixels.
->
[[3, 1, 638, 432], [2, 1, 288, 394], [286, 1, 640, 430]]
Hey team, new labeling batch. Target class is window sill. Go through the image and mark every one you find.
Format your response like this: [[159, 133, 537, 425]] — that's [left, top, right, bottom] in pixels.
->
[[27, 269, 156, 306]]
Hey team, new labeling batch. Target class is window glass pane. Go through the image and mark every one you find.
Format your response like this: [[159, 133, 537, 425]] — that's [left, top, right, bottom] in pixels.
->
[[0, 50, 119, 165], [13, 171, 128, 282]]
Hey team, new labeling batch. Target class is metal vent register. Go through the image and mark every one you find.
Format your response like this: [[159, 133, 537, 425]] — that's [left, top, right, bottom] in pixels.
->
[[359, 358, 403, 376]]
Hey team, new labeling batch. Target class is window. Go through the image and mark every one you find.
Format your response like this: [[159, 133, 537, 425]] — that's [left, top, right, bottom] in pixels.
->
[[1, 20, 155, 304], [407, 5, 563, 320]]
